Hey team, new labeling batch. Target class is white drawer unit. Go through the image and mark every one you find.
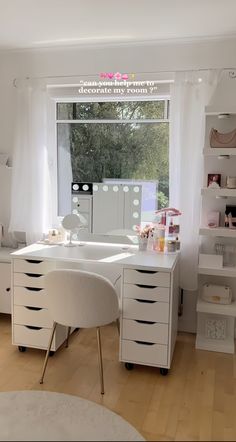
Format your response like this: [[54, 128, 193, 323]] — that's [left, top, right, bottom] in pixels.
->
[[123, 298, 169, 323], [120, 263, 179, 376], [13, 258, 55, 274], [124, 269, 170, 287], [13, 323, 67, 351], [12, 257, 68, 353], [121, 340, 168, 367], [123, 283, 170, 303], [14, 286, 47, 308], [0, 262, 11, 314], [14, 305, 53, 328], [122, 319, 169, 345]]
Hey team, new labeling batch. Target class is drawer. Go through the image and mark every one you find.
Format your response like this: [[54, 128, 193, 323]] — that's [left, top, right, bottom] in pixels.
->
[[123, 298, 169, 323], [13, 259, 54, 275], [14, 286, 47, 308], [123, 283, 169, 303], [14, 305, 53, 328], [124, 269, 170, 287], [14, 273, 45, 289], [122, 319, 168, 345], [13, 324, 68, 351], [121, 339, 168, 366], [72, 197, 91, 212]]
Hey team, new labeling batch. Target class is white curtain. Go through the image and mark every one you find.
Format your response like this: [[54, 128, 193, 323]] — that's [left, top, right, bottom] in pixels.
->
[[170, 71, 219, 291], [9, 79, 52, 245]]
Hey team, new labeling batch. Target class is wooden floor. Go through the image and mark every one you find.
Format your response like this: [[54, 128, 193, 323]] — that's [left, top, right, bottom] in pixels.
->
[[1, 314, 236, 441]]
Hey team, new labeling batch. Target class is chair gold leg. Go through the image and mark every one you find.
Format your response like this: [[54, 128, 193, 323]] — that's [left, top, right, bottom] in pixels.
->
[[116, 318, 120, 335], [96, 327, 104, 395], [39, 322, 57, 384], [66, 327, 71, 348]]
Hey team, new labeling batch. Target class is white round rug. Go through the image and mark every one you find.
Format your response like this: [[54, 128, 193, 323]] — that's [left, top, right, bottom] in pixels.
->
[[0, 391, 145, 441]]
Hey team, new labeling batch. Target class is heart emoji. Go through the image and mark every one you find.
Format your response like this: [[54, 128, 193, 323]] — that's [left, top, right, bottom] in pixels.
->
[[107, 73, 114, 79]]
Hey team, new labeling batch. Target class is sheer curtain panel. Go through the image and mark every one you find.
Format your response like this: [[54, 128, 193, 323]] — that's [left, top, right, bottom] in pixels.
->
[[9, 79, 52, 245], [169, 71, 219, 291]]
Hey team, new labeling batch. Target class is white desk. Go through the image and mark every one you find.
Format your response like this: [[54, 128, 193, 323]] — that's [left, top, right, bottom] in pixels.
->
[[0, 247, 15, 314], [11, 241, 179, 374]]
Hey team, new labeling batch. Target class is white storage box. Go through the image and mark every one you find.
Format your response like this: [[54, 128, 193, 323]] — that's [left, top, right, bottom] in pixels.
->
[[199, 253, 223, 268], [202, 283, 232, 305]]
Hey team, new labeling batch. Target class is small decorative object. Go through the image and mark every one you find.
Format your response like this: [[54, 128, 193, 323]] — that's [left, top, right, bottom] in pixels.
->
[[167, 240, 176, 253], [226, 176, 236, 189], [199, 253, 223, 268], [138, 236, 148, 251], [207, 173, 221, 188], [225, 205, 236, 228], [207, 211, 220, 228], [210, 128, 236, 148], [205, 318, 227, 340], [202, 283, 232, 305], [135, 224, 153, 252]]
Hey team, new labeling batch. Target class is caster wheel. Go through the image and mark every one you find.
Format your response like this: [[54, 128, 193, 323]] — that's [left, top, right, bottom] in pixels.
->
[[49, 351, 55, 357], [160, 368, 168, 376], [125, 362, 134, 371], [18, 346, 26, 353]]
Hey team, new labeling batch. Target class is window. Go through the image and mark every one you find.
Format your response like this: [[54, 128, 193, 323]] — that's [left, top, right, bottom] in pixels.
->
[[56, 100, 170, 216]]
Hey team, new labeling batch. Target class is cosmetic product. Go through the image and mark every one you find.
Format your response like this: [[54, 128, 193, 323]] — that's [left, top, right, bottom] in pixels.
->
[[147, 231, 154, 251], [167, 240, 176, 253], [157, 228, 165, 252], [207, 211, 220, 228], [175, 237, 180, 250]]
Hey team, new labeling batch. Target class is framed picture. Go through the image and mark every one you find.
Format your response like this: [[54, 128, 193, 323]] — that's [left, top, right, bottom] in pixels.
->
[[207, 173, 221, 188]]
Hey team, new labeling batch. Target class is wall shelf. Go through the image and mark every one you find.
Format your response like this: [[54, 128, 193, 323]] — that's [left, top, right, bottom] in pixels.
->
[[201, 187, 236, 197], [199, 227, 236, 238], [198, 265, 236, 277], [196, 109, 236, 355], [197, 297, 236, 317], [203, 148, 236, 156]]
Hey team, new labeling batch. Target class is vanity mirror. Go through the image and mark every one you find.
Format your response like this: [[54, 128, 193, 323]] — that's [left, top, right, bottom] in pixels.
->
[[71, 180, 158, 243], [61, 213, 87, 246]]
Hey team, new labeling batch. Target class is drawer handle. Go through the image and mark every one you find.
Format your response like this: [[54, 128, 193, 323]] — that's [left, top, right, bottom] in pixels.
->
[[135, 340, 155, 346], [25, 326, 42, 330], [25, 273, 43, 278], [136, 270, 158, 274], [25, 306, 43, 311], [25, 287, 43, 292], [6, 287, 11, 292], [136, 284, 157, 289], [25, 259, 43, 264], [135, 320, 156, 325], [135, 299, 156, 304]]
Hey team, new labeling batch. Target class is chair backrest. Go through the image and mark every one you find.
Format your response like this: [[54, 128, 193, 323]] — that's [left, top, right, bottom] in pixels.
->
[[44, 269, 119, 328]]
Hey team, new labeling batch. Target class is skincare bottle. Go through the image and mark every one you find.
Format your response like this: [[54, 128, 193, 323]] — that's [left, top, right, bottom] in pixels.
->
[[147, 230, 154, 251], [157, 228, 165, 252], [175, 236, 180, 250]]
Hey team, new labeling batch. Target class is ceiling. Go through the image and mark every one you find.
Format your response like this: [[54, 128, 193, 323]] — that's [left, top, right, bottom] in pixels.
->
[[1, 0, 236, 50]]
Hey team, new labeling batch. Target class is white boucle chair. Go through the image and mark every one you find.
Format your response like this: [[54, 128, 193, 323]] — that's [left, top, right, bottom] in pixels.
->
[[39, 269, 119, 394]]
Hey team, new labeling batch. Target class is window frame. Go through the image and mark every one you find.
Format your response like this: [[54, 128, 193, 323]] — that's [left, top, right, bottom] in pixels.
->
[[49, 95, 170, 226]]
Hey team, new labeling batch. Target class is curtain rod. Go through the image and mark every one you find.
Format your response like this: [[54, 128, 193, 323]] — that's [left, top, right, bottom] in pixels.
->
[[13, 67, 236, 87]]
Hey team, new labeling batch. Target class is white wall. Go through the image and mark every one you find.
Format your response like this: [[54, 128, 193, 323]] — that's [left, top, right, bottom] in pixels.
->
[[1, 36, 236, 330]]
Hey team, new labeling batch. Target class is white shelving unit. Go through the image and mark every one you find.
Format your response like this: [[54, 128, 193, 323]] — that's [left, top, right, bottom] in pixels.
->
[[199, 227, 236, 238], [196, 107, 236, 354]]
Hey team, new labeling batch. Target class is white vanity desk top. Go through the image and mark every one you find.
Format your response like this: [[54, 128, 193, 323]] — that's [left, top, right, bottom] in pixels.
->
[[0, 247, 16, 263], [11, 242, 178, 272]]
